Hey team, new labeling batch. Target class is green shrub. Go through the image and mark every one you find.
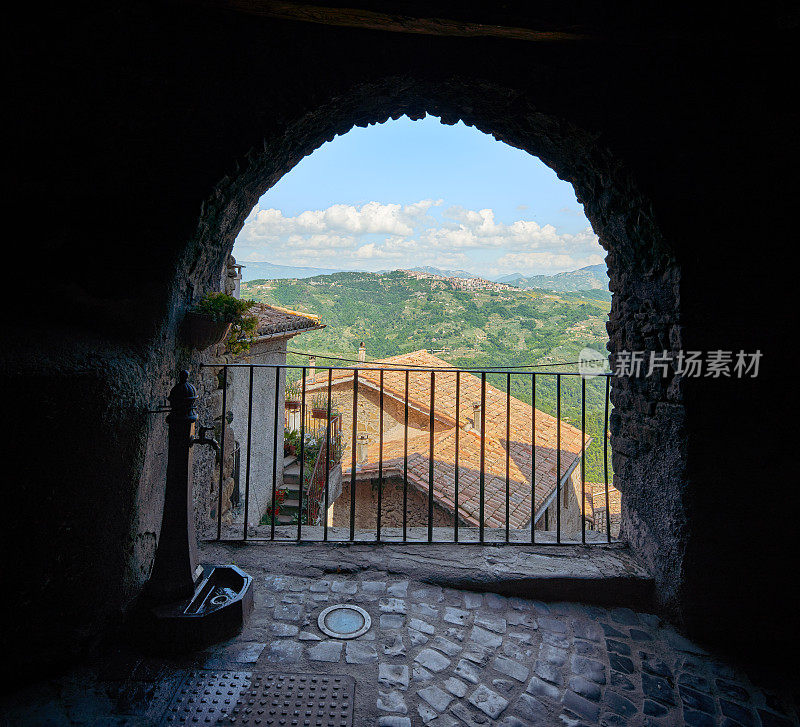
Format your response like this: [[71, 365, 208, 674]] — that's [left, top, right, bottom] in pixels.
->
[[192, 292, 258, 355]]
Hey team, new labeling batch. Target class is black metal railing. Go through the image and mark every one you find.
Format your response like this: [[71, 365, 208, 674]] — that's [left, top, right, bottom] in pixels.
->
[[203, 363, 616, 545]]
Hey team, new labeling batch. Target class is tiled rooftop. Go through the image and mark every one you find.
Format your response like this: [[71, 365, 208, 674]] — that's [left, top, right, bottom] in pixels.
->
[[315, 350, 590, 528], [252, 302, 323, 338]]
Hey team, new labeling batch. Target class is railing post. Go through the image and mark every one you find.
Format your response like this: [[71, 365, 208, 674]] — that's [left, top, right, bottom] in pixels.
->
[[146, 370, 201, 603]]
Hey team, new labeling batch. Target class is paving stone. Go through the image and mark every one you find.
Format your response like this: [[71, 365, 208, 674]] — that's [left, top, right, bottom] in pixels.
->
[[380, 598, 407, 614], [469, 625, 503, 648], [363, 581, 388, 593], [716, 679, 750, 703], [298, 631, 322, 641], [430, 636, 461, 656], [428, 716, 460, 727], [508, 631, 533, 643], [418, 703, 438, 724], [605, 690, 639, 718], [571, 655, 607, 684], [609, 653, 635, 674], [418, 686, 453, 712], [540, 644, 568, 666], [377, 717, 411, 727], [664, 629, 707, 655], [310, 593, 329, 602], [344, 640, 378, 664], [380, 614, 405, 629], [379, 664, 410, 691], [500, 641, 532, 662], [611, 670, 636, 692], [377, 690, 408, 714], [308, 640, 343, 662], [538, 617, 569, 634], [572, 619, 603, 642], [534, 661, 563, 686], [644, 699, 669, 717], [450, 702, 492, 727], [463, 593, 483, 609], [640, 655, 672, 679], [309, 580, 330, 592], [454, 659, 481, 684], [270, 622, 299, 637], [629, 628, 654, 641], [513, 693, 550, 722], [415, 648, 450, 672], [641, 672, 676, 706], [678, 673, 710, 693], [273, 603, 303, 622], [492, 656, 529, 682], [719, 699, 755, 726], [411, 586, 443, 602], [610, 607, 640, 626], [498, 717, 532, 727], [484, 593, 507, 610], [443, 677, 468, 698], [443, 607, 470, 626], [542, 631, 571, 649], [387, 581, 408, 597], [569, 675, 602, 701], [474, 613, 507, 634], [526, 676, 561, 701], [468, 685, 509, 719], [462, 645, 491, 666], [575, 640, 601, 657], [408, 629, 429, 646], [383, 634, 406, 656], [412, 665, 434, 682], [563, 689, 601, 722], [264, 640, 302, 663], [409, 618, 435, 635], [601, 622, 627, 638], [412, 603, 439, 619], [679, 685, 716, 714], [606, 639, 632, 656], [506, 611, 536, 628]]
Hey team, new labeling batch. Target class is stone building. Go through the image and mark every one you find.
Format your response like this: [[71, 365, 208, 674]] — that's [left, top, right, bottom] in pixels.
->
[[305, 349, 591, 536]]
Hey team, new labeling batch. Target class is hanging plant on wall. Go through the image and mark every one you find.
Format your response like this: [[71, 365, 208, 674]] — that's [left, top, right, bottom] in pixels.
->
[[186, 292, 258, 354]]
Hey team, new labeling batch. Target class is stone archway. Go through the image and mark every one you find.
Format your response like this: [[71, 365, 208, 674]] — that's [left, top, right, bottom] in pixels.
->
[[176, 77, 686, 620]]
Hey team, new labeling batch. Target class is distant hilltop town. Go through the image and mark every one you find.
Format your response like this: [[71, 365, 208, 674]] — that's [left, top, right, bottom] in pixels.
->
[[398, 268, 517, 292]]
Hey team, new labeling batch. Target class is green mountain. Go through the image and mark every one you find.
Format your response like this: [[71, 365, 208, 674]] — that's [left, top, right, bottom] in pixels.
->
[[242, 270, 613, 482], [498, 264, 609, 295]]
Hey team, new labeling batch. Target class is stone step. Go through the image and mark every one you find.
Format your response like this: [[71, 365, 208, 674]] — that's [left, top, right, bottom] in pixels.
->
[[284, 463, 301, 477], [283, 454, 297, 468]]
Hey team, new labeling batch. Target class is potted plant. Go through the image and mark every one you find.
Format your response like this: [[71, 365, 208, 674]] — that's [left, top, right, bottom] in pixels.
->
[[185, 292, 258, 353], [284, 380, 302, 412], [311, 393, 329, 419]]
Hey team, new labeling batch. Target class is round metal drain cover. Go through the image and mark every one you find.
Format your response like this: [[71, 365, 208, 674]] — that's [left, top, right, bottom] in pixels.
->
[[317, 604, 371, 639]]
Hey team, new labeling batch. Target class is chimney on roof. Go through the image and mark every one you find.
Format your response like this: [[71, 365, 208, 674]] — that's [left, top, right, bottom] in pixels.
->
[[472, 402, 482, 435], [358, 342, 366, 363]]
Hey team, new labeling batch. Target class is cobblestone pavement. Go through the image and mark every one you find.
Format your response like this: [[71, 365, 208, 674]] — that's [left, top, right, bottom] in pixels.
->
[[1, 557, 796, 726]]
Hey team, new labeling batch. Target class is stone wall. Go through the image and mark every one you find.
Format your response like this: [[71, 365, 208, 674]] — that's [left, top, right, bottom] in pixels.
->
[[5, 1, 798, 676]]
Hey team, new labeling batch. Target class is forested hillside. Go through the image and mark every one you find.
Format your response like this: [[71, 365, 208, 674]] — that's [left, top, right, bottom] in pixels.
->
[[242, 270, 613, 481]]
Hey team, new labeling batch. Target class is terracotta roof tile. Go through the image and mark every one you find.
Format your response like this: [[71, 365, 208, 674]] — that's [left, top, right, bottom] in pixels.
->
[[252, 303, 323, 337]]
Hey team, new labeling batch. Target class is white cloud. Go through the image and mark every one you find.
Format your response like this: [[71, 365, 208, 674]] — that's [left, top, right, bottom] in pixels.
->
[[235, 199, 601, 275]]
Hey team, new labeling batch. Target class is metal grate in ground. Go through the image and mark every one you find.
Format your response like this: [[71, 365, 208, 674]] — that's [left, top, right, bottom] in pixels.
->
[[162, 670, 355, 726]]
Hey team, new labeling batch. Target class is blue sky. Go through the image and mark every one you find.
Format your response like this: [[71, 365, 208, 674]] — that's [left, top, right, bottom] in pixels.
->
[[233, 116, 603, 278]]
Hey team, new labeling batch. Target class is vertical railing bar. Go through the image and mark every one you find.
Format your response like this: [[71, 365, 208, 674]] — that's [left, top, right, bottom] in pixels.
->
[[297, 368, 307, 542], [581, 376, 587, 545], [270, 366, 280, 541], [604, 374, 611, 543], [216, 365, 228, 541], [242, 365, 254, 541], [350, 370, 358, 541], [428, 371, 435, 543], [479, 373, 486, 543], [556, 373, 561, 545], [531, 373, 536, 544], [454, 370, 460, 543], [377, 370, 384, 542], [505, 372, 511, 543], [403, 370, 409, 543], [323, 369, 332, 542]]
